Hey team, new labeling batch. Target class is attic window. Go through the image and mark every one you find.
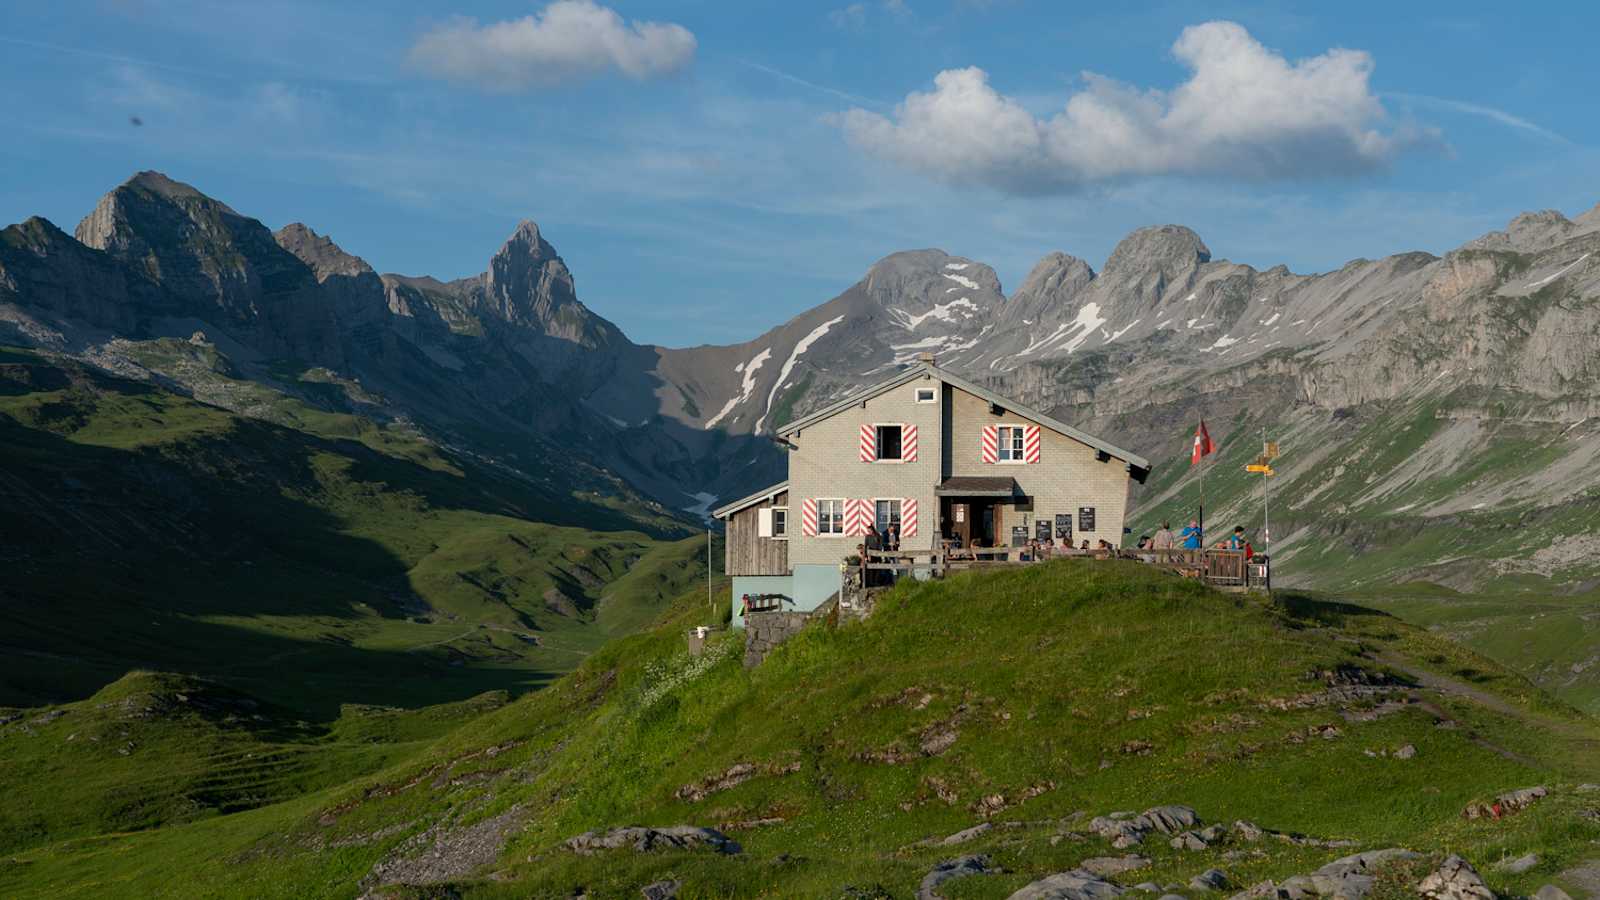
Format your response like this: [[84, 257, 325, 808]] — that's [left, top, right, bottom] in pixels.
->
[[875, 424, 903, 460], [915, 388, 937, 404]]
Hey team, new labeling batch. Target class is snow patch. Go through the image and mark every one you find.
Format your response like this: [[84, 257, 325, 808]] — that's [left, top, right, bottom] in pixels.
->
[[705, 346, 771, 429], [1184, 292, 1198, 302], [1019, 302, 1108, 356], [755, 316, 844, 433], [942, 272, 981, 291], [1106, 319, 1141, 342], [944, 262, 970, 270], [1260, 313, 1281, 327], [894, 297, 980, 330], [1210, 335, 1240, 350], [1525, 252, 1591, 289]]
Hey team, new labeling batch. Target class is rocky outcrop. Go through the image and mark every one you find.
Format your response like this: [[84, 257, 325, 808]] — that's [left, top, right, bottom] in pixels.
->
[[563, 825, 741, 855], [919, 854, 996, 899], [1227, 848, 1421, 900], [1089, 805, 1200, 848], [1007, 869, 1126, 900], [1417, 855, 1494, 900], [1463, 785, 1548, 819]]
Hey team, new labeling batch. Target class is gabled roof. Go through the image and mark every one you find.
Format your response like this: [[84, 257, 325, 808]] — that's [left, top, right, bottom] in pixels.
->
[[775, 362, 1151, 476], [711, 480, 788, 519]]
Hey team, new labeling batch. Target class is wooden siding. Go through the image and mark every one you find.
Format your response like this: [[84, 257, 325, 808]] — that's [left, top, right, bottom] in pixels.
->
[[725, 490, 790, 576]]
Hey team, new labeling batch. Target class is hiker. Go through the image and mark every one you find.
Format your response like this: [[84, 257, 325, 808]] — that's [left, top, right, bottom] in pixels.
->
[[1181, 519, 1202, 550], [1227, 526, 1253, 559], [1080, 539, 1091, 551], [886, 521, 900, 552], [1152, 521, 1176, 551], [864, 526, 882, 585]]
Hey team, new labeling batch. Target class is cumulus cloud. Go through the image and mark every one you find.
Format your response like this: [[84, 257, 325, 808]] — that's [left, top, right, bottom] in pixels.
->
[[409, 0, 695, 90], [838, 21, 1430, 192]]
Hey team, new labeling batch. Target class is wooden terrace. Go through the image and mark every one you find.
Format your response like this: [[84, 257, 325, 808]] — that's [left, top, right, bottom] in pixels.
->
[[860, 546, 1268, 592]]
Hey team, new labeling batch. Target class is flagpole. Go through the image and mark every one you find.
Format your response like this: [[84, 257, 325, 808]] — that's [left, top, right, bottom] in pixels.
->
[[1197, 415, 1205, 547]]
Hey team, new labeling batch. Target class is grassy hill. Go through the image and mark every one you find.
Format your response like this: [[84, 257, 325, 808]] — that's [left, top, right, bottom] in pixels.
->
[[1344, 582, 1600, 717], [0, 344, 704, 718], [6, 561, 1598, 898]]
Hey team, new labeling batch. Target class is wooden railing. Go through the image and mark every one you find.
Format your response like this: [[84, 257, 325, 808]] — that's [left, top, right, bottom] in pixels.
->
[[859, 546, 1261, 590]]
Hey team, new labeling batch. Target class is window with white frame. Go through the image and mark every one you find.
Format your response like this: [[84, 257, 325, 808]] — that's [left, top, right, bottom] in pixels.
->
[[874, 499, 901, 534], [997, 425, 1026, 462], [875, 424, 903, 461], [915, 387, 937, 403], [758, 506, 789, 539], [817, 498, 844, 535]]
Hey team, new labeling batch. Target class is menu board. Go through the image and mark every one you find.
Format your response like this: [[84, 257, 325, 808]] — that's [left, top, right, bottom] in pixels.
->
[[1035, 519, 1052, 541], [1054, 514, 1072, 539], [1010, 525, 1029, 547], [1078, 506, 1096, 533]]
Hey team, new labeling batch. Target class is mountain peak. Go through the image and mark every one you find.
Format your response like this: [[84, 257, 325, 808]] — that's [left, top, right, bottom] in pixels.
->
[[120, 171, 221, 207], [862, 249, 1003, 301], [1103, 225, 1211, 274], [274, 223, 374, 280]]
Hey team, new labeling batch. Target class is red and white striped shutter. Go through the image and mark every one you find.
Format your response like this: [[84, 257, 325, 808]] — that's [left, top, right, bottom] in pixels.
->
[[901, 498, 918, 537], [981, 424, 999, 464], [800, 498, 818, 536], [846, 499, 870, 536], [1024, 425, 1041, 463], [902, 423, 918, 462], [859, 423, 876, 462]]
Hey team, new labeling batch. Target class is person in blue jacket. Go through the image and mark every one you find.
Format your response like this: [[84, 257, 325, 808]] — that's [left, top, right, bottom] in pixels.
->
[[1181, 519, 1203, 549]]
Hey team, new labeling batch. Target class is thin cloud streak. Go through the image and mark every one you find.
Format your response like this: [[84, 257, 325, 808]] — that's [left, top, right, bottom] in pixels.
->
[[736, 59, 886, 109], [1384, 92, 1572, 145]]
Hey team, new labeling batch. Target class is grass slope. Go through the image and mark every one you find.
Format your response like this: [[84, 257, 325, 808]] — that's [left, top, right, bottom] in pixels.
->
[[7, 562, 1597, 898]]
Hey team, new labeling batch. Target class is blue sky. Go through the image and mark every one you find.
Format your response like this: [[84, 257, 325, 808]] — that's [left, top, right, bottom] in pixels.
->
[[3, 1, 1598, 346]]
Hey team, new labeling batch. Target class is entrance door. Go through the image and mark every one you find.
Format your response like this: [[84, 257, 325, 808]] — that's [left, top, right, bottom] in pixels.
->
[[950, 502, 971, 547]]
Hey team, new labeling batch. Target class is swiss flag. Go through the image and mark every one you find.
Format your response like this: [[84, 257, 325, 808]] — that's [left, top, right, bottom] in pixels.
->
[[1191, 420, 1216, 465]]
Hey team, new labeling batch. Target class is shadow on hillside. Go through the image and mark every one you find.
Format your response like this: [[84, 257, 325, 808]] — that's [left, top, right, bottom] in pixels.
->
[[1272, 590, 1400, 627], [0, 401, 575, 719]]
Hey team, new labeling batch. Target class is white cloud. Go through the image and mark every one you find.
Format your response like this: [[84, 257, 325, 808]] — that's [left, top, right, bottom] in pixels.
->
[[839, 21, 1430, 192], [408, 0, 695, 90]]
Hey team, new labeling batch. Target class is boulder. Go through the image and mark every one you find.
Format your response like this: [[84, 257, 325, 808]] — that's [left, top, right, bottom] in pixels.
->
[[1190, 869, 1230, 891], [1533, 886, 1573, 900], [939, 823, 994, 846], [564, 825, 741, 856], [1417, 855, 1494, 900], [1394, 744, 1417, 760], [1265, 848, 1422, 900], [1007, 870, 1126, 900], [1496, 853, 1538, 875], [1080, 856, 1151, 878], [640, 880, 680, 900], [919, 855, 994, 899], [1463, 786, 1548, 819], [1090, 806, 1200, 848]]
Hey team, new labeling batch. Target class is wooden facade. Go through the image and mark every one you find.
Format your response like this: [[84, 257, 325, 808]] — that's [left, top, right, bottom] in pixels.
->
[[724, 489, 790, 577]]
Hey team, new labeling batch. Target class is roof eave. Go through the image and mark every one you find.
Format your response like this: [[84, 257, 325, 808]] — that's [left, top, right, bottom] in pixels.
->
[[711, 480, 789, 519]]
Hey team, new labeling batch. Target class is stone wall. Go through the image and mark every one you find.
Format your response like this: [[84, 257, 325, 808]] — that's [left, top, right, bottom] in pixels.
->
[[743, 611, 811, 668]]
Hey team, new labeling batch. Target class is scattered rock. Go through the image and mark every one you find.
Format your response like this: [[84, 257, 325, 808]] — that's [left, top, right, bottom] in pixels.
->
[[919, 854, 995, 899], [1080, 856, 1151, 878], [362, 805, 527, 889], [927, 823, 989, 846], [1007, 869, 1126, 900], [1133, 883, 1162, 892], [1533, 886, 1573, 900], [1496, 853, 1539, 874], [1171, 825, 1227, 851], [1245, 848, 1421, 900], [1090, 806, 1200, 848], [1417, 854, 1493, 900], [564, 826, 741, 856], [1394, 744, 1417, 760], [1463, 786, 1549, 820], [675, 760, 800, 802], [640, 879, 680, 900], [1190, 868, 1229, 891]]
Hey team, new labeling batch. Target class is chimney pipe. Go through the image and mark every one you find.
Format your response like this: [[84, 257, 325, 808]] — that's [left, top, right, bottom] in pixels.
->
[[917, 352, 936, 366]]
